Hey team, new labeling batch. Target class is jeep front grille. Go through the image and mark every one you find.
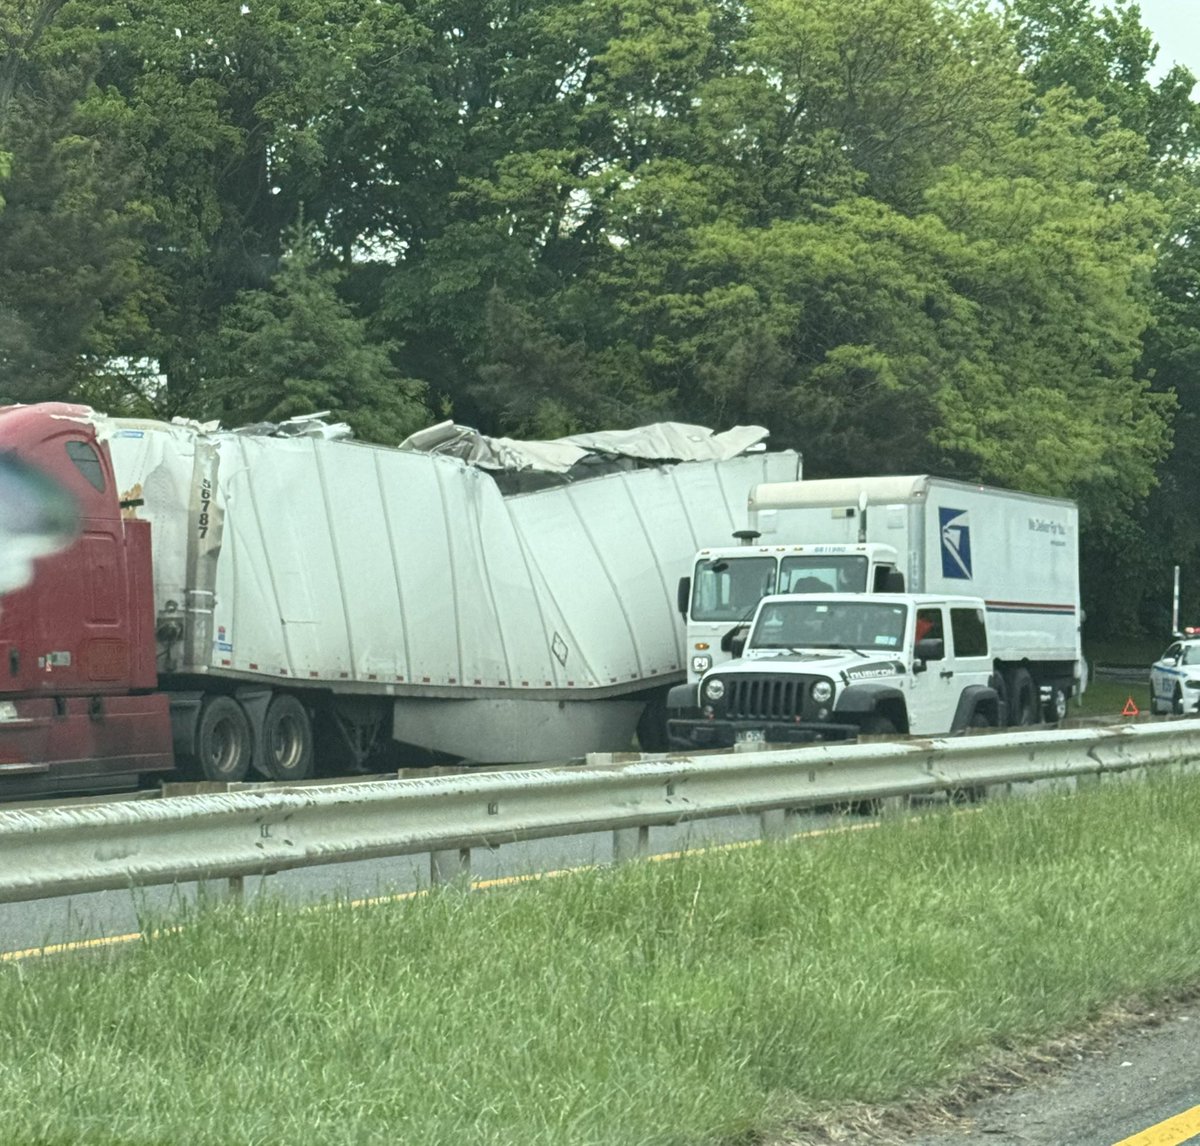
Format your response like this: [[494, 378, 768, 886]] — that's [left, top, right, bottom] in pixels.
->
[[723, 675, 809, 720]]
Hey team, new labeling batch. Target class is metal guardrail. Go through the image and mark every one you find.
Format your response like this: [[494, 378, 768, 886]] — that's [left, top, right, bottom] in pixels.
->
[[2, 720, 1200, 905]]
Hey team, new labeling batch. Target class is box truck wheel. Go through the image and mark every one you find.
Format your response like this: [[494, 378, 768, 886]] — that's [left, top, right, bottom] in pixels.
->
[[1044, 684, 1069, 723], [263, 694, 314, 781], [1005, 668, 1037, 726], [192, 696, 252, 783]]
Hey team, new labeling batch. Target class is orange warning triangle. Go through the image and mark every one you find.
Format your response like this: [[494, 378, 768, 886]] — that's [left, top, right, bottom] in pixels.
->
[[1122, 696, 1140, 717]]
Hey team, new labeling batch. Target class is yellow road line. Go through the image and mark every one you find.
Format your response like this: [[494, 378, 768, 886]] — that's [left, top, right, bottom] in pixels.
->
[[2, 929, 148, 962], [1112, 1106, 1200, 1145]]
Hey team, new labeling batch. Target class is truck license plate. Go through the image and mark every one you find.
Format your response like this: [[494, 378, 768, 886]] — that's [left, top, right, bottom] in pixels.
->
[[735, 730, 766, 744]]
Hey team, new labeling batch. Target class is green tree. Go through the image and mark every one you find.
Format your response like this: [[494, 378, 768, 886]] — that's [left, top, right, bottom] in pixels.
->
[[0, 13, 151, 407], [197, 224, 430, 444], [582, 5, 1171, 523], [1006, 0, 1200, 636]]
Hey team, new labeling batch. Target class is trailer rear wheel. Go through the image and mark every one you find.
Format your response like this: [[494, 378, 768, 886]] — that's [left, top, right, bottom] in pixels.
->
[[192, 696, 252, 783], [263, 695, 314, 781]]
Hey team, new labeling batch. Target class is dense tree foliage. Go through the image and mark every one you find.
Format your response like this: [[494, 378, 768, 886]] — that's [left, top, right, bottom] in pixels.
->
[[0, 0, 1197, 636]]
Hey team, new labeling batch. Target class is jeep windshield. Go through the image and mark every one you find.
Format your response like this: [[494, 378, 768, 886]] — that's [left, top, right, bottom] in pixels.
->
[[750, 599, 909, 652]]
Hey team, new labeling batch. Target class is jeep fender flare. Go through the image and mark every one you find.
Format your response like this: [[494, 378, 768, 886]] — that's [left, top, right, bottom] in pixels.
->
[[833, 683, 909, 733], [951, 684, 1001, 732]]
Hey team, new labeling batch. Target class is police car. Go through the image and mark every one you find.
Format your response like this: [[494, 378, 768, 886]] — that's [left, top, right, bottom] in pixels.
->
[[1149, 634, 1200, 715]]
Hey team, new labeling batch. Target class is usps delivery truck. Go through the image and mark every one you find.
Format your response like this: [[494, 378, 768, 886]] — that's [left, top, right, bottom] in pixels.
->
[[677, 475, 1083, 723]]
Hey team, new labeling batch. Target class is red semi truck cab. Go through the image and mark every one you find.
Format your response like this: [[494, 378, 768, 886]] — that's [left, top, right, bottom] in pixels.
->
[[0, 403, 174, 797]]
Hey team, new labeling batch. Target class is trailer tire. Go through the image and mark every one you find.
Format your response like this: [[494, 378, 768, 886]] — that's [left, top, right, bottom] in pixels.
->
[[191, 696, 252, 783], [1006, 668, 1037, 726], [262, 694, 314, 781], [636, 690, 671, 753]]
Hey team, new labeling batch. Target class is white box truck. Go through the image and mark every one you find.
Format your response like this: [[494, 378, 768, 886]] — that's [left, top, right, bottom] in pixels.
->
[[677, 475, 1083, 724]]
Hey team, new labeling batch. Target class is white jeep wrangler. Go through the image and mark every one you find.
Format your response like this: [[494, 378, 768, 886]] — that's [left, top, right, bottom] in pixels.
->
[[666, 592, 1002, 749]]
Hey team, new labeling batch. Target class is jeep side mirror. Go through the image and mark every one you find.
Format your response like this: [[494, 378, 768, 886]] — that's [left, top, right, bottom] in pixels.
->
[[915, 637, 944, 663], [722, 624, 749, 658]]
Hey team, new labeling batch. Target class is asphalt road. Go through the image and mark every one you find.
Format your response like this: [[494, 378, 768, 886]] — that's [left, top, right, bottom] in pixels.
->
[[828, 1003, 1200, 1146]]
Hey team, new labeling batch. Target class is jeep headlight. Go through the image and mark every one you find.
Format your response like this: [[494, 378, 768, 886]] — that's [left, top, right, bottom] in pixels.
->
[[811, 679, 833, 704], [704, 678, 726, 702]]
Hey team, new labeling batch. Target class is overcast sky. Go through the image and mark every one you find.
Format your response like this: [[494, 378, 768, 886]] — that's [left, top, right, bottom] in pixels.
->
[[1133, 0, 1200, 82]]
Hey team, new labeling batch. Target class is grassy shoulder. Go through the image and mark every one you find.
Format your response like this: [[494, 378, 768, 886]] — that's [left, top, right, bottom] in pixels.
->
[[4, 772, 1200, 1145], [1075, 675, 1143, 718]]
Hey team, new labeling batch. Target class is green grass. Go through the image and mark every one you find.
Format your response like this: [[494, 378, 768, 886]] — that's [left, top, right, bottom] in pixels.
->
[[5, 772, 1200, 1145], [1075, 675, 1145, 717], [1077, 638, 1157, 717]]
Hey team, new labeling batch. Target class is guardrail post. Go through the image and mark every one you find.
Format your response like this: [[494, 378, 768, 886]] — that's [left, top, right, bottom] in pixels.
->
[[759, 808, 796, 840], [613, 826, 650, 863], [227, 875, 244, 900], [431, 847, 471, 886]]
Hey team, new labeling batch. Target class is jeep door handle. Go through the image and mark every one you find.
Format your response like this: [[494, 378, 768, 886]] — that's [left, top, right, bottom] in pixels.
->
[[940, 669, 954, 679]]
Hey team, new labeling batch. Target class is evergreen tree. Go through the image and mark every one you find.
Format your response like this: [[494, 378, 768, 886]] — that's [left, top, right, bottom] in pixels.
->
[[198, 224, 430, 444]]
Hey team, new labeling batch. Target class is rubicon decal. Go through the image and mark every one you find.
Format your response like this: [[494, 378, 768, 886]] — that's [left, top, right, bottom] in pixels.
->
[[844, 662, 903, 681]]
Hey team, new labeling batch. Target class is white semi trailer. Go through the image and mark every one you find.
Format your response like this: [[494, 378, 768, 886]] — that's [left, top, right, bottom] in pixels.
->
[[678, 475, 1083, 723], [0, 401, 799, 796]]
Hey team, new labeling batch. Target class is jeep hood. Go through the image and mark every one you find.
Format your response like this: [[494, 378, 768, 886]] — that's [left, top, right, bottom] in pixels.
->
[[720, 650, 908, 678]]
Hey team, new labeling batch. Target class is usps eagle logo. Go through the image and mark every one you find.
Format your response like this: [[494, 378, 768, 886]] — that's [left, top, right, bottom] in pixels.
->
[[939, 507, 972, 580]]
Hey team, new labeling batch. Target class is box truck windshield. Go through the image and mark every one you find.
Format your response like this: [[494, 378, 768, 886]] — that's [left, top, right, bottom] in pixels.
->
[[690, 553, 871, 622]]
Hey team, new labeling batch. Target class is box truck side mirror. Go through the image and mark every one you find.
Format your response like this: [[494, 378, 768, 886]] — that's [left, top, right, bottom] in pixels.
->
[[677, 576, 691, 618]]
